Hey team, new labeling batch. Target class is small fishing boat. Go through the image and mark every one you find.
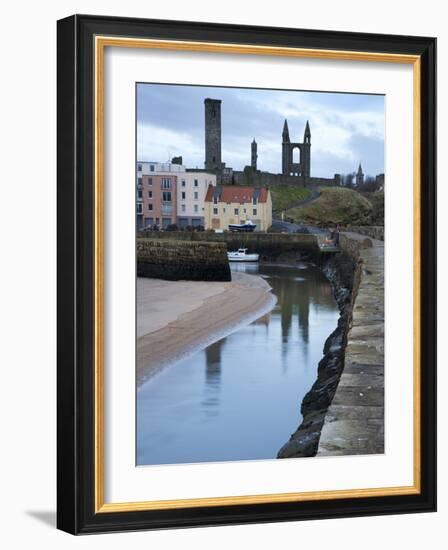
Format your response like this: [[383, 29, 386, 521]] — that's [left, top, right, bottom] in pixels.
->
[[227, 248, 260, 262], [228, 220, 256, 232]]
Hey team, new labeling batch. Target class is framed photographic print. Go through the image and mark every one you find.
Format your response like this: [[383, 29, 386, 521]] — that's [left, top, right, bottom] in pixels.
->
[[57, 14, 436, 534]]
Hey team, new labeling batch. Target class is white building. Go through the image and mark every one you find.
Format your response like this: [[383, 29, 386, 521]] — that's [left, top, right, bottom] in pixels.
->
[[136, 161, 216, 228], [176, 171, 216, 228], [136, 161, 185, 175]]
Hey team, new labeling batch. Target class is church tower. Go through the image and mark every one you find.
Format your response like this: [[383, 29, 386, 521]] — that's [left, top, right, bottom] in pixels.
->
[[356, 163, 364, 186], [281, 119, 311, 177], [204, 98, 223, 171], [251, 138, 258, 170]]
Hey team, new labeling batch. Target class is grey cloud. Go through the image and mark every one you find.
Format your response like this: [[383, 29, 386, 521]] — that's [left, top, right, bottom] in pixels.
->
[[137, 84, 384, 177]]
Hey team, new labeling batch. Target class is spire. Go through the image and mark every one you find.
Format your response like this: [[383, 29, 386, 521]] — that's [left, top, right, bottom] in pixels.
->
[[304, 120, 311, 137], [252, 137, 256, 143], [356, 163, 364, 186], [304, 120, 311, 143], [282, 119, 290, 142]]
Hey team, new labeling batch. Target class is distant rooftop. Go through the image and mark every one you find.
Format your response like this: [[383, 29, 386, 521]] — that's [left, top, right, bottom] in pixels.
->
[[205, 185, 269, 204]]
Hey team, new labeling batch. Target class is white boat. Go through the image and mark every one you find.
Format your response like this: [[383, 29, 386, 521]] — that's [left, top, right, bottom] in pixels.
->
[[227, 248, 260, 262], [228, 220, 256, 232]]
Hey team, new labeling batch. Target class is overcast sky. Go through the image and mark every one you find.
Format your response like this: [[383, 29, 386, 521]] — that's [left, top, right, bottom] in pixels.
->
[[137, 83, 384, 178]]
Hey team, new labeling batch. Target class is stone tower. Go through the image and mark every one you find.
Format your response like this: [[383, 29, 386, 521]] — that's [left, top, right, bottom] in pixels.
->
[[282, 119, 311, 177], [204, 98, 223, 171], [281, 119, 290, 175], [302, 121, 311, 177], [251, 138, 258, 170], [356, 163, 364, 186]]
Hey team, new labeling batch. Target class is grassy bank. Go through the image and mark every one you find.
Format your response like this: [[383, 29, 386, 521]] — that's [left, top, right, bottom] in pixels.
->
[[286, 187, 384, 226], [270, 185, 311, 215]]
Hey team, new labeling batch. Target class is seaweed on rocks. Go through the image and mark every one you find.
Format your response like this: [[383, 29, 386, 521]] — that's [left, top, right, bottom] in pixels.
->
[[277, 252, 361, 458]]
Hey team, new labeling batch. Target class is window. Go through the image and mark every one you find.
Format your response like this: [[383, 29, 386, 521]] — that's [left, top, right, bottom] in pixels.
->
[[181, 204, 186, 212], [181, 180, 186, 187], [253, 208, 257, 215], [213, 207, 218, 215], [194, 179, 198, 187], [243, 208, 246, 214], [137, 177, 142, 185], [213, 197, 218, 205], [150, 165, 155, 172], [137, 164, 142, 171], [148, 177, 152, 186], [181, 191, 186, 200], [234, 208, 239, 215], [194, 205, 198, 213], [162, 178, 171, 189], [137, 189, 142, 199], [136, 204, 142, 214], [147, 204, 153, 211], [194, 191, 198, 200], [253, 197, 257, 205], [148, 190, 152, 199], [162, 191, 172, 202]]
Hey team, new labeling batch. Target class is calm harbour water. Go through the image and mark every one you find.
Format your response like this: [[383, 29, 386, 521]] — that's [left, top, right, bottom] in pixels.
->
[[137, 262, 339, 466]]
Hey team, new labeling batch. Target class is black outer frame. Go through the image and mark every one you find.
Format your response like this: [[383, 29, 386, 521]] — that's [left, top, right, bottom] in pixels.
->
[[57, 14, 437, 535]]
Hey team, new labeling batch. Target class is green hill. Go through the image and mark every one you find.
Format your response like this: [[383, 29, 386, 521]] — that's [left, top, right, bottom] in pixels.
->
[[286, 187, 384, 226], [363, 191, 384, 225], [270, 185, 311, 215]]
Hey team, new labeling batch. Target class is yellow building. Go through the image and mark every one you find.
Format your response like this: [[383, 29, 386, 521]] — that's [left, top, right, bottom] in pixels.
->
[[204, 185, 272, 232]]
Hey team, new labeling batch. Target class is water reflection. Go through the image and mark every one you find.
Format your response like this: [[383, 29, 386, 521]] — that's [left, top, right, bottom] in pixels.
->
[[137, 262, 339, 466], [201, 341, 223, 417]]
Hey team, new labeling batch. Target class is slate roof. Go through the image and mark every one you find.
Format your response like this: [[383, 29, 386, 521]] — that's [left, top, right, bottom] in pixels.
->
[[204, 185, 269, 203]]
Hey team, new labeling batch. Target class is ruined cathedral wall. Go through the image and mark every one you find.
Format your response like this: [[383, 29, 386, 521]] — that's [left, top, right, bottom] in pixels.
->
[[232, 170, 338, 187]]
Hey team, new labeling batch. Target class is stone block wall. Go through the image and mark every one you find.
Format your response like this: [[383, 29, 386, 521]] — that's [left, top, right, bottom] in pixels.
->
[[277, 232, 384, 458], [317, 233, 384, 456], [137, 238, 231, 282], [343, 225, 384, 241], [137, 230, 319, 260], [232, 170, 338, 188]]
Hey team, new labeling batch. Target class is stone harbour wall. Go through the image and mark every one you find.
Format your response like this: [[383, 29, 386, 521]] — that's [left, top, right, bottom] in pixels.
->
[[137, 238, 231, 282], [344, 225, 384, 241], [138, 230, 319, 260], [317, 234, 384, 456], [277, 232, 384, 458]]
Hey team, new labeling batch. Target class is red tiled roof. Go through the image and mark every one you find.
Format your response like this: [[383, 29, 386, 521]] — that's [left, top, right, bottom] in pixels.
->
[[204, 185, 269, 203], [204, 184, 215, 202]]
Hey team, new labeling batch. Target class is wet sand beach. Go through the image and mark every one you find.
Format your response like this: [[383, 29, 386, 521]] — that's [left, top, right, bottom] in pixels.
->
[[137, 272, 276, 385]]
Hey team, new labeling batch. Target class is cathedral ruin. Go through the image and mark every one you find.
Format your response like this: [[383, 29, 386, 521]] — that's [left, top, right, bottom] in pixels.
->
[[183, 97, 381, 188]]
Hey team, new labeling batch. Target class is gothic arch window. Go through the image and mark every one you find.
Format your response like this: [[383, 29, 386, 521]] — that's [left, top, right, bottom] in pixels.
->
[[292, 146, 301, 164]]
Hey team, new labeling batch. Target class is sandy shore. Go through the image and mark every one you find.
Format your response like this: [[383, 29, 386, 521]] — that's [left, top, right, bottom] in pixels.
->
[[137, 272, 276, 385]]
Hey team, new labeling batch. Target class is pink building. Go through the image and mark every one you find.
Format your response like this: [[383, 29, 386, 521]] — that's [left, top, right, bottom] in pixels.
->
[[141, 174, 177, 229]]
